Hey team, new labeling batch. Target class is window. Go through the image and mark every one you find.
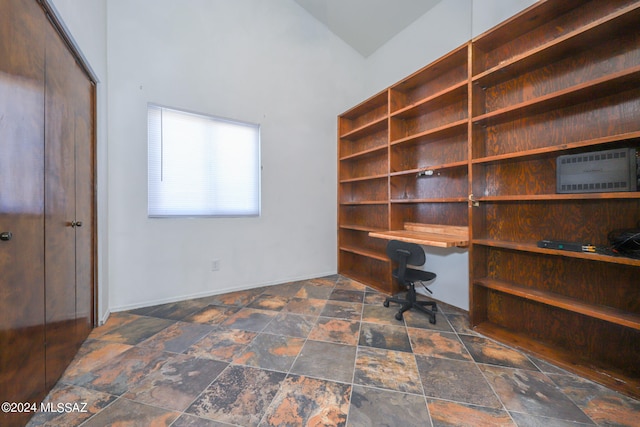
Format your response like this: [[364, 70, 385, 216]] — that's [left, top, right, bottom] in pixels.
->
[[148, 104, 260, 217]]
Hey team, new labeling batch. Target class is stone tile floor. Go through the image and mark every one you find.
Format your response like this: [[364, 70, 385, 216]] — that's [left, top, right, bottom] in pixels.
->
[[27, 275, 640, 426]]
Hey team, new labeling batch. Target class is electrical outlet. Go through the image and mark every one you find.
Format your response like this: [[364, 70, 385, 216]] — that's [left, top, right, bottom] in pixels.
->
[[211, 259, 220, 271]]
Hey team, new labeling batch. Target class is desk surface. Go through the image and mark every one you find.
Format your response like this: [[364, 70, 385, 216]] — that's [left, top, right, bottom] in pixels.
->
[[369, 223, 469, 248]]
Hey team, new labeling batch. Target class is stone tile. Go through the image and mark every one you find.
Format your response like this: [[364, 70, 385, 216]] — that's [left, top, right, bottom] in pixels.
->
[[363, 289, 387, 305], [281, 297, 326, 316], [260, 375, 351, 427], [60, 339, 133, 381], [403, 308, 453, 332], [290, 340, 357, 383], [124, 354, 228, 411], [354, 347, 422, 394], [427, 399, 515, 427], [182, 304, 240, 325], [139, 299, 206, 321], [335, 278, 367, 292], [308, 317, 360, 346], [233, 333, 305, 372], [415, 355, 501, 408], [98, 316, 175, 345], [262, 312, 316, 338], [407, 328, 472, 361], [358, 322, 412, 352], [26, 383, 117, 427], [509, 412, 595, 427], [67, 345, 169, 396], [262, 281, 304, 297], [185, 327, 257, 362], [330, 289, 365, 303], [347, 385, 429, 427], [480, 365, 593, 424], [172, 414, 231, 427], [320, 300, 363, 321], [550, 373, 640, 426], [139, 321, 213, 353], [362, 304, 405, 326], [460, 335, 538, 370], [187, 365, 286, 426], [89, 312, 139, 338], [219, 307, 278, 332], [446, 312, 479, 336], [81, 398, 179, 427], [202, 288, 265, 307], [296, 278, 336, 299], [247, 294, 290, 311]]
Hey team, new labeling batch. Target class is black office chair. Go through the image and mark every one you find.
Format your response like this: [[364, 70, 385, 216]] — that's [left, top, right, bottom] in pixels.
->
[[383, 240, 438, 323]]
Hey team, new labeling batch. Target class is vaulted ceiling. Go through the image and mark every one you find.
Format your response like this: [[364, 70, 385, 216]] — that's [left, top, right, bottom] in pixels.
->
[[293, 0, 443, 57]]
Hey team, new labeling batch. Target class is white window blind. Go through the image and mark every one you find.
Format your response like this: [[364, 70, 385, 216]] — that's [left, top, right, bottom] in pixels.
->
[[148, 104, 260, 217]]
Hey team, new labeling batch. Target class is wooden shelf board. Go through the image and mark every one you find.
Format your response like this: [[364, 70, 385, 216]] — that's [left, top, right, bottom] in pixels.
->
[[339, 174, 388, 184], [340, 90, 387, 120], [473, 66, 640, 126], [339, 144, 387, 161], [339, 224, 387, 233], [369, 223, 469, 248], [392, 85, 467, 120], [474, 278, 640, 330], [477, 192, 640, 202], [471, 131, 640, 164], [390, 161, 468, 176], [391, 197, 468, 204], [390, 119, 467, 146], [473, 322, 640, 399], [340, 116, 388, 140], [472, 3, 640, 84], [472, 239, 640, 267], [339, 201, 388, 206], [339, 245, 388, 261], [393, 43, 469, 92], [391, 81, 467, 117]]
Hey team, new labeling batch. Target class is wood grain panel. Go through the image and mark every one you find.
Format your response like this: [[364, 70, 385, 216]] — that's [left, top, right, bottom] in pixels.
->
[[390, 167, 467, 200], [481, 88, 640, 157], [482, 30, 640, 114], [390, 130, 467, 172], [474, 0, 636, 73], [0, 1, 47, 425], [485, 247, 639, 312], [484, 290, 640, 377], [482, 199, 640, 245], [44, 20, 79, 389]]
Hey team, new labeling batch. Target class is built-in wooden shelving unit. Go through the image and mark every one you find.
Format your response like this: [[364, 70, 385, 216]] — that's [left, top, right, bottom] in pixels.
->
[[338, 0, 640, 398]]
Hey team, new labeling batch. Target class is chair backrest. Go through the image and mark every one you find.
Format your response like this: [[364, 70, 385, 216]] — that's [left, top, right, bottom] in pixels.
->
[[386, 240, 425, 266]]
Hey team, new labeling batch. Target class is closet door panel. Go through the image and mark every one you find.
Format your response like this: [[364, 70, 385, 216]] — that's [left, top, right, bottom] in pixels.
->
[[73, 75, 95, 343], [44, 23, 79, 389], [0, 0, 47, 424]]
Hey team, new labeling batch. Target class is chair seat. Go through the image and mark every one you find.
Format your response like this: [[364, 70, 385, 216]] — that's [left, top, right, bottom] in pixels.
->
[[392, 267, 436, 283]]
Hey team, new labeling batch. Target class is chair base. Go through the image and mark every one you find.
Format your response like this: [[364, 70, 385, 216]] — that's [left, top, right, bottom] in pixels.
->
[[384, 284, 437, 324]]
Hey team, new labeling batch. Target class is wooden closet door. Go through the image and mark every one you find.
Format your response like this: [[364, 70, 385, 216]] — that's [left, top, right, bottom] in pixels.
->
[[43, 20, 94, 389], [0, 1, 47, 425], [72, 65, 95, 347]]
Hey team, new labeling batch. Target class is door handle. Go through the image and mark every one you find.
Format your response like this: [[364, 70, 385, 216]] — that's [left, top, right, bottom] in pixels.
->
[[71, 221, 83, 228], [0, 231, 12, 241]]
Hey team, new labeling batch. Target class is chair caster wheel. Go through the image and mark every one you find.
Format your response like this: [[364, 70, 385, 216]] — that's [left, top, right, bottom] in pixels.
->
[[395, 312, 403, 321], [383, 300, 389, 307], [429, 315, 436, 324], [432, 306, 438, 312]]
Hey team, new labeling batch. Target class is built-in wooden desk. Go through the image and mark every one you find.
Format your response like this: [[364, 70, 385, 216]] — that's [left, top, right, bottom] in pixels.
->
[[369, 223, 469, 248]]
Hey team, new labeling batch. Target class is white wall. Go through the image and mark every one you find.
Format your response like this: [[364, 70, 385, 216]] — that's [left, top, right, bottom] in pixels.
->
[[50, 0, 538, 315], [49, 0, 110, 322], [106, 0, 365, 311], [360, 0, 537, 310]]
